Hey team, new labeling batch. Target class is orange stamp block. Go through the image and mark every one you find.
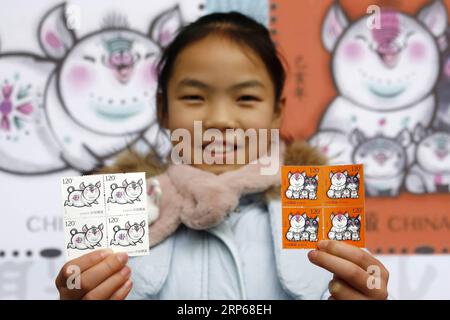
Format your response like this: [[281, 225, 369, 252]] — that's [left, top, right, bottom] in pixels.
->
[[281, 164, 365, 249]]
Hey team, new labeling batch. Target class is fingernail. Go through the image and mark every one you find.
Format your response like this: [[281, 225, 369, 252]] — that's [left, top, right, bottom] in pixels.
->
[[120, 266, 131, 277], [329, 280, 341, 294], [100, 249, 113, 259], [307, 250, 318, 260], [124, 279, 133, 290], [318, 240, 329, 250], [116, 252, 129, 264]]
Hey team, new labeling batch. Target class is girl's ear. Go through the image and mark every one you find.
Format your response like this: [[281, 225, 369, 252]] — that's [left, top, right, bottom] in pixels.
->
[[271, 97, 286, 129]]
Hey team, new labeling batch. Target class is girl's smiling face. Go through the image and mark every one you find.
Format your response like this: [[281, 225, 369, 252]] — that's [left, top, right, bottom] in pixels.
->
[[164, 35, 283, 174]]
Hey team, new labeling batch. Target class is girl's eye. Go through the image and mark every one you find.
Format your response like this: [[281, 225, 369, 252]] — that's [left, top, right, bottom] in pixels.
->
[[237, 95, 260, 102], [181, 95, 204, 102]]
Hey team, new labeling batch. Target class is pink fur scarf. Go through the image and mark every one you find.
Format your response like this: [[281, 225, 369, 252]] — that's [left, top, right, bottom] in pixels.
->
[[147, 142, 286, 247]]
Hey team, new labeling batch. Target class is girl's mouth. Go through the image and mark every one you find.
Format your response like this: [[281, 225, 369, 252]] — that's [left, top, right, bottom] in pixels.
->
[[201, 140, 242, 159]]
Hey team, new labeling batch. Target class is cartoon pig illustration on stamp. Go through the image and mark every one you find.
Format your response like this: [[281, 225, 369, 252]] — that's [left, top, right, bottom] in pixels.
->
[[64, 181, 101, 207], [285, 171, 306, 199], [327, 171, 348, 199], [107, 178, 143, 204], [347, 215, 361, 241], [110, 220, 146, 246], [303, 216, 319, 242], [328, 212, 349, 241], [286, 213, 306, 241], [67, 223, 104, 249]]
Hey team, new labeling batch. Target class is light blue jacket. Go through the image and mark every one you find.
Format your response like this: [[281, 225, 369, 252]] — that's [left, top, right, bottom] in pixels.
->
[[127, 194, 333, 299]]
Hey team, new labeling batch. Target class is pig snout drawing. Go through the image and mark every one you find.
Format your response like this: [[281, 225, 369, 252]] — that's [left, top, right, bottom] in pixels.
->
[[110, 221, 146, 246], [67, 223, 104, 250]]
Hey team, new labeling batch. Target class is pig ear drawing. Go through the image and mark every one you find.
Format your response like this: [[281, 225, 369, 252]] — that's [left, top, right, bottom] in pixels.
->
[[138, 179, 143, 185], [122, 179, 128, 187], [396, 128, 412, 148], [288, 172, 292, 179], [413, 124, 427, 143], [417, 0, 448, 38], [98, 223, 104, 230], [79, 182, 85, 189], [331, 213, 335, 219], [322, 3, 349, 52], [82, 224, 88, 232], [329, 172, 334, 178], [140, 220, 146, 227], [125, 221, 131, 229], [38, 3, 76, 60], [95, 181, 101, 188], [288, 214, 292, 220], [350, 128, 366, 146], [343, 171, 348, 176], [344, 212, 349, 218], [149, 4, 183, 48]]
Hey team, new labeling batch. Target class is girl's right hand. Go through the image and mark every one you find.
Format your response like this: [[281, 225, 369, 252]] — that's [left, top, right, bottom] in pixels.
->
[[55, 249, 133, 300]]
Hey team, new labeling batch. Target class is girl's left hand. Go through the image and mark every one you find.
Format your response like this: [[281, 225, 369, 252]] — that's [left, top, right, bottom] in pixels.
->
[[307, 240, 389, 300]]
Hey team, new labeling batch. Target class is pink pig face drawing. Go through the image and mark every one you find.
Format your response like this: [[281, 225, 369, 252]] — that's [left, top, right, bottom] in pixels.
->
[[330, 171, 348, 187], [82, 182, 101, 202], [39, 4, 183, 136], [331, 212, 349, 229], [125, 180, 143, 198], [85, 224, 103, 244], [127, 221, 145, 241], [322, 1, 448, 111], [0, 3, 183, 175]]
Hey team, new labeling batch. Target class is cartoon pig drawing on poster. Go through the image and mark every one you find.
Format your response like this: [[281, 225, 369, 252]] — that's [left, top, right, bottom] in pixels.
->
[[312, 1, 448, 165], [435, 28, 450, 131], [0, 3, 182, 174], [0, 47, 62, 174], [350, 128, 410, 197], [405, 125, 450, 194]]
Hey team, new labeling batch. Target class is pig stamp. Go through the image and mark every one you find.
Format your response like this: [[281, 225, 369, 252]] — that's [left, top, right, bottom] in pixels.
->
[[67, 223, 104, 249], [110, 220, 146, 246], [107, 178, 143, 204], [64, 181, 101, 207]]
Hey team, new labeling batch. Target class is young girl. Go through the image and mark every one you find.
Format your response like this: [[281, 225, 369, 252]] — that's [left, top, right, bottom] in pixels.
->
[[55, 12, 390, 300]]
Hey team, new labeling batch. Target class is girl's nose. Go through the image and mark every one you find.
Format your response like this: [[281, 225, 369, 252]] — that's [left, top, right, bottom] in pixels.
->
[[203, 101, 238, 130]]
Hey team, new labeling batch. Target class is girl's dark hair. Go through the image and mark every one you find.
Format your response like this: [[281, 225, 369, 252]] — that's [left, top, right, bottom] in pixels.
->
[[156, 11, 286, 123]]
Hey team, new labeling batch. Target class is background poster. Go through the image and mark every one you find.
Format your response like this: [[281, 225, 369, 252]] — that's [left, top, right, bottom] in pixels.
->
[[272, 0, 450, 256]]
